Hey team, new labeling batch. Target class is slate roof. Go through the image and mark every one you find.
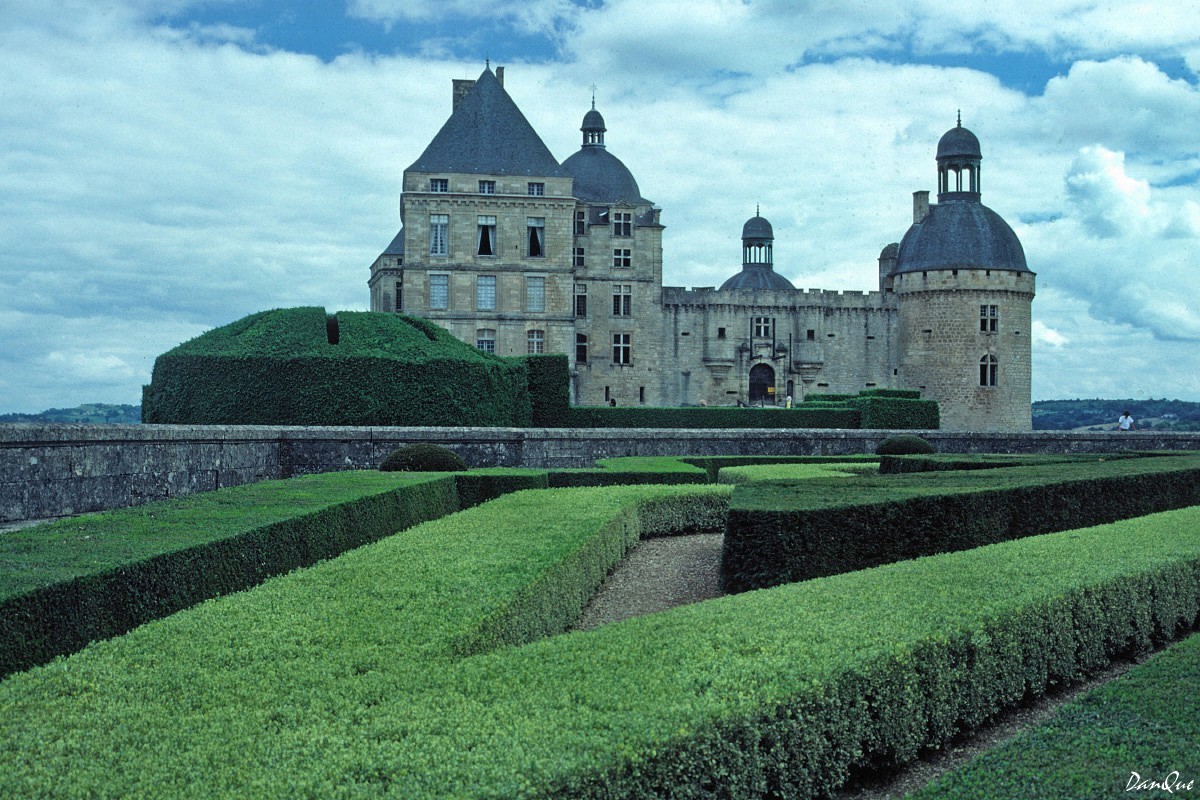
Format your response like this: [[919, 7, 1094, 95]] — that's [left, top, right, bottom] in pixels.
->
[[406, 68, 567, 177], [720, 265, 795, 291], [742, 214, 774, 241], [562, 146, 647, 204], [893, 198, 1028, 274], [937, 123, 982, 160], [381, 228, 404, 256]]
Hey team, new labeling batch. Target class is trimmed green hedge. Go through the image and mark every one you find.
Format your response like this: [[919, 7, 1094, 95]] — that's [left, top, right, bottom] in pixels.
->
[[523, 354, 571, 427], [0, 472, 458, 678], [1, 494, 1198, 798], [558, 405, 861, 428], [722, 454, 1200, 592], [680, 454, 880, 482], [879, 451, 1150, 474], [849, 396, 939, 429], [142, 308, 532, 426], [548, 456, 709, 487], [907, 630, 1200, 799]]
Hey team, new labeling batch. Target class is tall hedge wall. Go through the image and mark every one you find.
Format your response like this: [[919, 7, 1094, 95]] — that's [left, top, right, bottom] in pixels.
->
[[556, 406, 861, 428], [142, 308, 532, 426], [521, 354, 570, 427]]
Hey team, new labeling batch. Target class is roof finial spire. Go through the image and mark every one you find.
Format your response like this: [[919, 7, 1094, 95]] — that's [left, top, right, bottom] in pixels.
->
[[485, 54, 490, 69], [756, 203, 760, 217], [957, 109, 961, 127], [590, 84, 597, 109]]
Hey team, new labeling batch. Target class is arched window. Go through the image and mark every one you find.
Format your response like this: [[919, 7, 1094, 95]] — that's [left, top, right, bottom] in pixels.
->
[[979, 354, 998, 387]]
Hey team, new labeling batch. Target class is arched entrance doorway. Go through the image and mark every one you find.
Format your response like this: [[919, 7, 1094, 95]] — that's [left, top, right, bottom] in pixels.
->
[[748, 363, 775, 404]]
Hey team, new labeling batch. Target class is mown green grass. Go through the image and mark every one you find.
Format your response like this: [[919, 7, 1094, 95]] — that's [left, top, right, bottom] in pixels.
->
[[0, 471, 446, 602], [716, 462, 869, 483], [905, 631, 1200, 800], [0, 491, 1196, 799], [733, 452, 1200, 512]]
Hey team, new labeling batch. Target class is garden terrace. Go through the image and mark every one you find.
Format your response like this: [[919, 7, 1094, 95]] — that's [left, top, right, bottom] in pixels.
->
[[1, 453, 1198, 797]]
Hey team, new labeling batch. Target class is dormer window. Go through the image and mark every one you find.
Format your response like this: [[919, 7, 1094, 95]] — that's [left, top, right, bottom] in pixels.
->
[[478, 180, 495, 194], [430, 178, 448, 192], [527, 182, 544, 196]]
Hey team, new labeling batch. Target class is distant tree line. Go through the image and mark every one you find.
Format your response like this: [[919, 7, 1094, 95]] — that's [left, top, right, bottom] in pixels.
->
[[1033, 399, 1200, 431], [0, 404, 141, 424]]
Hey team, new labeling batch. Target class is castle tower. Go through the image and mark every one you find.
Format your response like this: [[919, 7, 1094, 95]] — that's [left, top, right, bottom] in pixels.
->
[[887, 118, 1036, 431], [719, 210, 793, 291]]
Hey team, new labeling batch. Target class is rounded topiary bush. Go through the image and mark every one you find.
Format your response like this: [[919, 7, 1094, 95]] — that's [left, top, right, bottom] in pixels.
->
[[379, 443, 468, 472], [875, 434, 935, 455]]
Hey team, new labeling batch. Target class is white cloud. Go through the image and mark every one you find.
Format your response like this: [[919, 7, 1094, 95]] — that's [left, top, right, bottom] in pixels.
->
[[1064, 146, 1152, 238], [1, 2, 1199, 412]]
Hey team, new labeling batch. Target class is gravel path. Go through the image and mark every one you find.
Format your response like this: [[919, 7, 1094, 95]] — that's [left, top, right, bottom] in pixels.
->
[[573, 533, 725, 630]]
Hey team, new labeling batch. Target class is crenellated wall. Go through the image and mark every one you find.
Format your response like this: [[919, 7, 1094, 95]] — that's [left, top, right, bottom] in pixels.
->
[[3, 424, 1198, 524]]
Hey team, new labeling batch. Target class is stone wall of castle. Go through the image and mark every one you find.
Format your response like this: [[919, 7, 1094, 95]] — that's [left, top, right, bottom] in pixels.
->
[[5, 424, 1198, 524]]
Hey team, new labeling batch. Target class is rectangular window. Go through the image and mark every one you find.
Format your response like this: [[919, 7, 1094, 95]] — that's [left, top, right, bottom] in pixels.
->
[[429, 274, 449, 310], [575, 209, 587, 235], [980, 355, 998, 386], [612, 283, 632, 316], [574, 283, 587, 317], [717, 327, 726, 339], [476, 275, 497, 311], [429, 214, 448, 256], [613, 212, 632, 237], [806, 329, 816, 341], [478, 180, 495, 194], [980, 304, 999, 333], [754, 317, 774, 338], [526, 276, 546, 312], [477, 215, 496, 256], [527, 217, 545, 258], [394, 280, 402, 312], [612, 333, 632, 364], [575, 333, 588, 363], [613, 248, 632, 268], [429, 178, 448, 192], [573, 247, 585, 267], [527, 329, 545, 354], [476, 328, 496, 353], [527, 182, 545, 196]]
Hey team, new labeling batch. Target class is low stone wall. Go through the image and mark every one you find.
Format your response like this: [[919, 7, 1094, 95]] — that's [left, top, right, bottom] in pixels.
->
[[2, 424, 1197, 523]]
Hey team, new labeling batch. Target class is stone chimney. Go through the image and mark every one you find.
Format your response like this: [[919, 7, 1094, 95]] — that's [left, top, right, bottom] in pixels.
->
[[496, 66, 504, 87], [913, 190, 930, 224], [452, 79, 475, 111]]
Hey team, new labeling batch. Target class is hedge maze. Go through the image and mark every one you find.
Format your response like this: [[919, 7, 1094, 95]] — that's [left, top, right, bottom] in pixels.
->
[[1, 452, 1197, 798]]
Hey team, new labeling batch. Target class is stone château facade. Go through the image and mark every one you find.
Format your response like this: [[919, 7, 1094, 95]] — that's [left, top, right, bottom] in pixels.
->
[[368, 67, 1036, 431]]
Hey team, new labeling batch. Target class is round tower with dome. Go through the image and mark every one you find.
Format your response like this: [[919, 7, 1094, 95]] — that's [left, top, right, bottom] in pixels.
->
[[883, 117, 1036, 431]]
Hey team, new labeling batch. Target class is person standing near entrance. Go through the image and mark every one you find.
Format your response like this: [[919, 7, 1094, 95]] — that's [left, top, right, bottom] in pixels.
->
[[1118, 411, 1136, 431]]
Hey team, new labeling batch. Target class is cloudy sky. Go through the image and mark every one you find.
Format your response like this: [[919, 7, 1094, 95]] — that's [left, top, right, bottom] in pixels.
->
[[2, 0, 1198, 413]]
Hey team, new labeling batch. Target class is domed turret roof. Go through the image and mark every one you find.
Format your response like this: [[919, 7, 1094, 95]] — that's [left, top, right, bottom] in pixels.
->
[[720, 267, 794, 291], [937, 119, 981, 160], [894, 201, 1028, 274], [562, 147, 646, 204], [563, 105, 647, 204], [742, 213, 774, 241], [582, 107, 606, 132]]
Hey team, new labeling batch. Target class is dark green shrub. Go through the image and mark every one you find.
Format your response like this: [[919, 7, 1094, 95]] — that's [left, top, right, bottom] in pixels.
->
[[522, 354, 570, 427], [142, 308, 532, 426], [875, 433, 935, 455], [379, 443, 468, 472]]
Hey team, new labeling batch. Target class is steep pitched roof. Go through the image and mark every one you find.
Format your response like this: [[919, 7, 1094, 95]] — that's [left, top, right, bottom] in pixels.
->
[[406, 68, 567, 178]]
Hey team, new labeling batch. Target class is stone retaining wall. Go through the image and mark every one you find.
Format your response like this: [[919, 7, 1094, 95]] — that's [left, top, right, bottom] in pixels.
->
[[3, 424, 1197, 523]]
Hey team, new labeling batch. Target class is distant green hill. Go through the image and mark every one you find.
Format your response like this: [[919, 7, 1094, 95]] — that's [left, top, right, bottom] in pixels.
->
[[1032, 399, 1200, 431], [0, 404, 141, 424]]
